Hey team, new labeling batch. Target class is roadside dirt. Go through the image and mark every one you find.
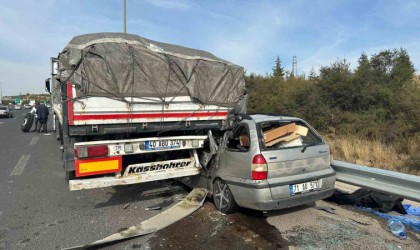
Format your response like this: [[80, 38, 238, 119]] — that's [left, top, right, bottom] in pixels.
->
[[267, 199, 419, 249], [265, 183, 420, 249]]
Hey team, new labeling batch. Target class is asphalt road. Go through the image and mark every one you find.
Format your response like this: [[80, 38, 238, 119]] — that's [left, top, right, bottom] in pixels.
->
[[0, 110, 185, 249], [0, 110, 419, 249]]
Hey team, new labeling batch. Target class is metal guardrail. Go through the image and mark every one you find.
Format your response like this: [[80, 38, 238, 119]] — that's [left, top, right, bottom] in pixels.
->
[[331, 160, 420, 202]]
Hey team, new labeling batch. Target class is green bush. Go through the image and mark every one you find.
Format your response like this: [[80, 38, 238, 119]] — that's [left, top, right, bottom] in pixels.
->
[[246, 49, 419, 168]]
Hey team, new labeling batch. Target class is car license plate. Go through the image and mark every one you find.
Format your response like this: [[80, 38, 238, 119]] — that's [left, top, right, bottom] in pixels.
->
[[290, 180, 319, 195], [145, 139, 181, 150]]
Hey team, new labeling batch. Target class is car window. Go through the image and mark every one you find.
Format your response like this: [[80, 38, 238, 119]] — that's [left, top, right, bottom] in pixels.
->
[[259, 121, 322, 150], [226, 125, 250, 152], [0, 107, 7, 110]]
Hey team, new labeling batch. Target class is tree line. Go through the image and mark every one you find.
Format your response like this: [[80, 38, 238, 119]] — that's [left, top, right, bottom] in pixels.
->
[[246, 49, 419, 150]]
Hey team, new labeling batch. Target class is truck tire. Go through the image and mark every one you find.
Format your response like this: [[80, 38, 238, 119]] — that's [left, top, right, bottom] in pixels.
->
[[56, 119, 61, 141], [65, 170, 76, 181], [21, 113, 34, 132], [58, 123, 64, 145]]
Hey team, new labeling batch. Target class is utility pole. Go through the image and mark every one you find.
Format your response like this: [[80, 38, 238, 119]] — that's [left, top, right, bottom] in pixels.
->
[[124, 0, 127, 33], [291, 56, 298, 76]]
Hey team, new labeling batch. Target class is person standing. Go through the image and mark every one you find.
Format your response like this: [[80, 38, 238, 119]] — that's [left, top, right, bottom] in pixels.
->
[[31, 103, 39, 132], [36, 102, 49, 133]]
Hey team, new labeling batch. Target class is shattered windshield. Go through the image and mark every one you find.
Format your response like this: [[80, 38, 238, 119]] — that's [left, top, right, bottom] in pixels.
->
[[259, 121, 322, 150]]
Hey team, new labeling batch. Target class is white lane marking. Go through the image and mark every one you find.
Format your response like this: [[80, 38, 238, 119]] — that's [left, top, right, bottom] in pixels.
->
[[29, 136, 39, 146], [0, 122, 3, 124], [10, 154, 31, 176], [13, 113, 28, 119]]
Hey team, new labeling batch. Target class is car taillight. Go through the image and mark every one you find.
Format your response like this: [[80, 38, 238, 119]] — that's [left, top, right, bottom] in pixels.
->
[[74, 145, 109, 158], [252, 154, 268, 180], [330, 146, 333, 161]]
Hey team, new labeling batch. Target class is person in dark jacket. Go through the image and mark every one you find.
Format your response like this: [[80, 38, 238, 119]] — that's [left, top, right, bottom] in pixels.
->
[[36, 102, 49, 133]]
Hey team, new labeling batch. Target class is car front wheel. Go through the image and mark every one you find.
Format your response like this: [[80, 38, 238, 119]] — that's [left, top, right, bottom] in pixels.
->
[[213, 179, 238, 214]]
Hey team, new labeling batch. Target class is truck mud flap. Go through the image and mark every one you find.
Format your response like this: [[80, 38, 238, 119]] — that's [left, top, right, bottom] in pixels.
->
[[62, 188, 208, 250]]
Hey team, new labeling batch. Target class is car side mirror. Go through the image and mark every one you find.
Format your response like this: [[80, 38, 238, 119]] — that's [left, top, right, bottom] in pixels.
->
[[45, 78, 51, 93]]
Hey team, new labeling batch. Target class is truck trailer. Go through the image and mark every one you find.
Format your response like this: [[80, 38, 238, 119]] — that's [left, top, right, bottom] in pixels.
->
[[45, 33, 246, 191]]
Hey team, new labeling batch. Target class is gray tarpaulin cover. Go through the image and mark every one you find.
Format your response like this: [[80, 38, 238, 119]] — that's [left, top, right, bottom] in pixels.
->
[[56, 33, 245, 107]]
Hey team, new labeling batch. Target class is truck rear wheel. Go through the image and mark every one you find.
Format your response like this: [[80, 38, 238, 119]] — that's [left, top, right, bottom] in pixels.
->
[[56, 120, 63, 143], [65, 170, 76, 181], [21, 113, 34, 132]]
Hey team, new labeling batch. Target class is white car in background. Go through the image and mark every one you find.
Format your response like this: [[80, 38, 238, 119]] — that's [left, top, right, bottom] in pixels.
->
[[15, 105, 22, 110], [0, 106, 13, 118]]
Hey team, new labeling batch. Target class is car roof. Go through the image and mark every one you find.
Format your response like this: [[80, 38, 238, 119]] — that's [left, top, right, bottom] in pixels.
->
[[248, 114, 303, 123]]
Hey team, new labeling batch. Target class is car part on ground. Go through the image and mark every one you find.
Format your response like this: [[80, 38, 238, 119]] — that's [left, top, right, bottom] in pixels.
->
[[21, 113, 34, 132], [145, 197, 174, 210], [62, 188, 208, 250]]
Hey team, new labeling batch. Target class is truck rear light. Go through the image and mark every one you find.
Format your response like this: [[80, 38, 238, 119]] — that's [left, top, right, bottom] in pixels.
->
[[251, 154, 268, 180], [74, 145, 109, 158]]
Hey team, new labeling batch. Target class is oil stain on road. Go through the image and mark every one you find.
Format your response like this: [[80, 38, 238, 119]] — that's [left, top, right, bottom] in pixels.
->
[[148, 201, 288, 249]]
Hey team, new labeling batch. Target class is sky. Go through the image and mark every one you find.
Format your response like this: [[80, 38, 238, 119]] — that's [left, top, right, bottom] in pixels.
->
[[0, 0, 419, 96]]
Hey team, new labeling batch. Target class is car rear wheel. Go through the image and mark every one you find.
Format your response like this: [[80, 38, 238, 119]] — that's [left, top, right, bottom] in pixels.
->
[[21, 113, 34, 132], [213, 179, 238, 214]]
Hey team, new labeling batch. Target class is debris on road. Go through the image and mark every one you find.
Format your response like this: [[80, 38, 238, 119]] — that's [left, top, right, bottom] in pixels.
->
[[388, 219, 407, 239], [327, 188, 406, 214], [62, 188, 208, 250], [355, 206, 420, 232], [149, 202, 289, 249], [314, 205, 336, 214], [404, 204, 420, 216], [145, 198, 174, 211], [350, 218, 371, 225], [123, 203, 130, 209]]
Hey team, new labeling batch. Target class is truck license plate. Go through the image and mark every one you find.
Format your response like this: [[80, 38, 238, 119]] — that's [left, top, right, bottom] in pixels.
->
[[145, 139, 181, 150], [290, 180, 319, 195]]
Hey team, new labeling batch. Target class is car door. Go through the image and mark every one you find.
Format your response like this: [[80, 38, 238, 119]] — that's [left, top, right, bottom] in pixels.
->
[[216, 123, 254, 180]]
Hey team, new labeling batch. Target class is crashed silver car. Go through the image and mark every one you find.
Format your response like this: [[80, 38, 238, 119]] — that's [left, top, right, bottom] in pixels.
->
[[182, 114, 336, 213]]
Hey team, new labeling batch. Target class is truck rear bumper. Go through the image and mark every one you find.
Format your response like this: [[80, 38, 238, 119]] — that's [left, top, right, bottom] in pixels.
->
[[69, 167, 200, 191]]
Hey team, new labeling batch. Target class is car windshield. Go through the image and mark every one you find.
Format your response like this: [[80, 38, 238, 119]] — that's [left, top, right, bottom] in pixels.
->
[[0, 107, 7, 110], [259, 120, 322, 150]]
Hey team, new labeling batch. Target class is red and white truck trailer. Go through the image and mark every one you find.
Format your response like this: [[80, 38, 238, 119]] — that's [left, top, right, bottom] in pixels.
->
[[45, 33, 246, 191]]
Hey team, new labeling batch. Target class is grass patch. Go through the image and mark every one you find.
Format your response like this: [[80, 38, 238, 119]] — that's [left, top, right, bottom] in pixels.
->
[[328, 136, 419, 176]]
